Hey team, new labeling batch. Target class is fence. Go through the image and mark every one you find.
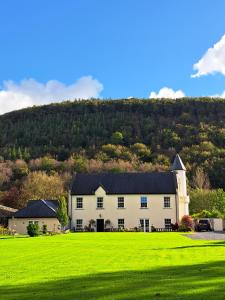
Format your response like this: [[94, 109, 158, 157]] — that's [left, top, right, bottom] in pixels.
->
[[154, 228, 174, 232]]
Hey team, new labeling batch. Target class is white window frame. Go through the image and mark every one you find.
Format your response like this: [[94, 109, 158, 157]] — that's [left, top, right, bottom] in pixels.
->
[[140, 219, 150, 232], [140, 196, 148, 208], [97, 197, 104, 209], [76, 197, 83, 209], [118, 197, 124, 208], [164, 218, 171, 229], [118, 219, 124, 229], [164, 197, 171, 208], [76, 219, 83, 231], [28, 220, 39, 225]]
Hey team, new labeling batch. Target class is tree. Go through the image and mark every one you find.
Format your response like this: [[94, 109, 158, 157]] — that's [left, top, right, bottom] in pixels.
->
[[189, 188, 225, 215], [57, 196, 69, 229], [213, 189, 225, 215], [13, 160, 29, 180], [0, 187, 20, 209], [111, 131, 124, 144], [190, 189, 215, 214], [192, 167, 210, 189], [130, 143, 151, 162], [19, 171, 64, 207]]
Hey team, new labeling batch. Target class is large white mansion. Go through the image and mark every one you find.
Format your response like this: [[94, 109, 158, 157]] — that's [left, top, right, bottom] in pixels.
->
[[68, 154, 189, 232]]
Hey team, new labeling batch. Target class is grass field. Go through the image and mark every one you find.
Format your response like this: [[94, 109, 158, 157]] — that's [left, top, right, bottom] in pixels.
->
[[1, 233, 225, 300]]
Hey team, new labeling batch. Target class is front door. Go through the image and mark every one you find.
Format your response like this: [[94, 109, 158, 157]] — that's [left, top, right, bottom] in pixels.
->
[[96, 219, 104, 232]]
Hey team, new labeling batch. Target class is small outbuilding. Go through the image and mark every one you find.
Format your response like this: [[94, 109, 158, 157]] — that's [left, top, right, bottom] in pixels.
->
[[8, 200, 60, 235], [0, 205, 18, 226]]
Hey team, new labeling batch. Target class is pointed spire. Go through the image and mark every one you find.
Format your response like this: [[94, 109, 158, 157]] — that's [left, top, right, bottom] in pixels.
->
[[171, 154, 186, 171]]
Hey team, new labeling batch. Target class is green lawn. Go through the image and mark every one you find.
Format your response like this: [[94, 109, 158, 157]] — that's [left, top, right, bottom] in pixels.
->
[[1, 233, 225, 299]]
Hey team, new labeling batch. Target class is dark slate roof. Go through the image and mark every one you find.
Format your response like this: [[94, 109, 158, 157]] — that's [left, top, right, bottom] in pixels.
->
[[13, 200, 59, 218], [171, 154, 186, 171], [71, 172, 177, 195]]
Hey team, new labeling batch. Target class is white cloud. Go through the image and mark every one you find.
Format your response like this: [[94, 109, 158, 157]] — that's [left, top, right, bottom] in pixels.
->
[[149, 87, 185, 99], [192, 34, 225, 78], [209, 90, 225, 98], [0, 76, 103, 114]]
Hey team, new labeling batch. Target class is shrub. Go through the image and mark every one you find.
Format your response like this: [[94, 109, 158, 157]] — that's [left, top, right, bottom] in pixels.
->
[[84, 225, 89, 232], [181, 215, 193, 228], [192, 209, 223, 219], [27, 223, 39, 237], [105, 219, 111, 226], [171, 222, 179, 231], [178, 225, 192, 232], [42, 224, 47, 234], [88, 219, 96, 231]]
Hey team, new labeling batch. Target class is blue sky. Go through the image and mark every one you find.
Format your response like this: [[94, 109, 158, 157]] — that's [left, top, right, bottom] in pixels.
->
[[1, 0, 225, 113]]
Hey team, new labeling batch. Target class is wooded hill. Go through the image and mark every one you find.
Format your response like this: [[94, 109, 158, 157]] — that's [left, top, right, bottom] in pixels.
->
[[0, 98, 224, 190]]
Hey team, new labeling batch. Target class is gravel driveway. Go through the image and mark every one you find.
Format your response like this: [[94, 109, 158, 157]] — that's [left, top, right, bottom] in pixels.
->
[[186, 231, 225, 240]]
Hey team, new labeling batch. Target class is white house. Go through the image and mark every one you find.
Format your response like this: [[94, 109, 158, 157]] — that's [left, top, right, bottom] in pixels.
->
[[8, 200, 61, 235], [68, 154, 189, 232]]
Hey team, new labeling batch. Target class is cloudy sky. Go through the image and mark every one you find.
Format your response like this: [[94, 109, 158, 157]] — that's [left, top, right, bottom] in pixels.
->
[[1, 0, 225, 114]]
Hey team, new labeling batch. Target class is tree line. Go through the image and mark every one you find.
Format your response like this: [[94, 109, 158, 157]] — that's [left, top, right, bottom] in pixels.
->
[[0, 98, 224, 212]]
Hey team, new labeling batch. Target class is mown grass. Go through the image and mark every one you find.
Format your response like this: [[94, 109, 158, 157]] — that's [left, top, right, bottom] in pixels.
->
[[1, 232, 225, 299]]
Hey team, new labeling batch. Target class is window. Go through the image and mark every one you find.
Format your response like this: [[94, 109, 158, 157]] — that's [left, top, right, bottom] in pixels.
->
[[76, 219, 83, 231], [164, 197, 171, 208], [28, 221, 38, 225], [140, 196, 148, 208], [140, 219, 150, 232], [97, 197, 103, 209], [164, 219, 171, 229], [118, 219, 124, 229], [118, 197, 124, 208], [76, 197, 83, 209]]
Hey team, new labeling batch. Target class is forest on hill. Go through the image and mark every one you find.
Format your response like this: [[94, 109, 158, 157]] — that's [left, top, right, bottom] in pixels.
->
[[0, 98, 224, 210]]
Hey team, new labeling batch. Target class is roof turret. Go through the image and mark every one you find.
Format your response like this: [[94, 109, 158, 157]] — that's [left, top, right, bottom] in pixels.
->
[[171, 154, 186, 171]]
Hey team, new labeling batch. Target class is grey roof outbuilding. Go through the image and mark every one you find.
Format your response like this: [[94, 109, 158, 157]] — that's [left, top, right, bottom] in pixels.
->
[[13, 200, 59, 218]]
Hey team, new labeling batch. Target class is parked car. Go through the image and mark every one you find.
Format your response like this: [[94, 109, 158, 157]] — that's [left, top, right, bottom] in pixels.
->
[[195, 219, 212, 232]]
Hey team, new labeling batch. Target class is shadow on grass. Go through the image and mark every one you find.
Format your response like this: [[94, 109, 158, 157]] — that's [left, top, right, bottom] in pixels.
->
[[0, 236, 29, 240], [151, 240, 225, 251], [1, 261, 225, 300]]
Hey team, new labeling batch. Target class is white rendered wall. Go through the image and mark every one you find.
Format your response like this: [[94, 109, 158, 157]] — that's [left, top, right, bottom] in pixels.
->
[[70, 189, 177, 230]]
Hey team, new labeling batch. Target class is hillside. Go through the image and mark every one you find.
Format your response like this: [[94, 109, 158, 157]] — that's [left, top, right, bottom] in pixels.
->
[[0, 98, 225, 155], [0, 98, 224, 204]]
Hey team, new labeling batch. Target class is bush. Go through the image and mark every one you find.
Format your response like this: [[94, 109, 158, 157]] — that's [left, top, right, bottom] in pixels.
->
[[151, 225, 156, 232], [181, 215, 193, 228], [179, 215, 194, 232], [27, 223, 39, 237], [171, 222, 179, 231], [178, 225, 192, 232], [192, 209, 223, 219], [42, 224, 47, 234]]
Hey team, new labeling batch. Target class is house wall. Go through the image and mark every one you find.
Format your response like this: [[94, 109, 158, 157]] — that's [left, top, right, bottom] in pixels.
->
[[8, 218, 60, 235], [69, 187, 178, 230]]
